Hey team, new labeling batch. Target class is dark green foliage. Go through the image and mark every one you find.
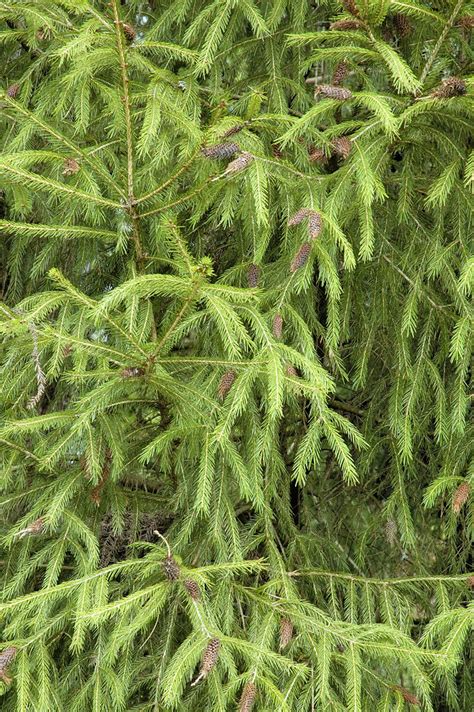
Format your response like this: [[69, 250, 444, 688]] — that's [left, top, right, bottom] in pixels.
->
[[0, 1, 472, 710]]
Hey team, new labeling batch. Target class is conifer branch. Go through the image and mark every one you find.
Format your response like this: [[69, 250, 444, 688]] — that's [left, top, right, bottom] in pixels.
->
[[418, 0, 465, 91]]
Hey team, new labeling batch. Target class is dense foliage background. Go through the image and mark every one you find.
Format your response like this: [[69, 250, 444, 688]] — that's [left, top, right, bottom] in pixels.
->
[[0, 1, 472, 710]]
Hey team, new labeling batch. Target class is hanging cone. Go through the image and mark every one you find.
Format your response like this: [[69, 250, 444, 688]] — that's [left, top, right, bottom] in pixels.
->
[[191, 638, 220, 685], [272, 313, 283, 339], [238, 681, 257, 711], [431, 77, 466, 98], [452, 481, 470, 514], [247, 263, 260, 288], [279, 617, 294, 649], [315, 85, 352, 100], [332, 60, 350, 85], [0, 647, 17, 684], [290, 242, 311, 273], [183, 579, 201, 600], [218, 370, 236, 400]]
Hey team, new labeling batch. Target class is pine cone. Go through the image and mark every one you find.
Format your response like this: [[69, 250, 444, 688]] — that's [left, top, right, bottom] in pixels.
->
[[272, 144, 283, 159], [6, 84, 20, 98], [341, 0, 359, 16], [285, 363, 298, 378], [192, 638, 220, 685], [393, 685, 420, 706], [247, 263, 260, 288], [163, 554, 180, 580], [452, 481, 470, 514], [468, 575, 474, 588], [223, 151, 254, 175], [239, 681, 257, 712], [121, 366, 145, 378], [332, 60, 350, 85], [279, 617, 294, 649], [308, 211, 323, 239], [0, 647, 17, 684], [431, 77, 466, 98], [62, 158, 80, 176], [288, 208, 312, 226], [201, 142, 240, 159], [315, 85, 352, 100], [331, 136, 352, 159], [457, 15, 474, 29], [183, 579, 201, 600], [308, 147, 327, 163], [218, 370, 236, 400], [17, 517, 44, 538], [290, 242, 311, 273], [272, 313, 283, 339], [221, 124, 245, 138], [393, 14, 412, 38], [385, 518, 397, 547], [122, 23, 136, 41], [330, 19, 362, 31]]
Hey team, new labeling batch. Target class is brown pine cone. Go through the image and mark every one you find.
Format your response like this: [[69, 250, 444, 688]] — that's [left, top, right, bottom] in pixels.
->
[[122, 23, 136, 41], [239, 681, 257, 711], [290, 242, 311, 273], [331, 136, 352, 159], [393, 685, 420, 706], [332, 60, 350, 85], [330, 19, 362, 31], [308, 147, 327, 163], [341, 0, 359, 17], [315, 85, 352, 100], [6, 84, 20, 98], [191, 638, 220, 685], [0, 647, 17, 684], [457, 15, 474, 29], [431, 77, 466, 98], [272, 313, 283, 339], [201, 142, 240, 159], [121, 366, 145, 378], [452, 481, 470, 514], [279, 617, 294, 649], [223, 151, 254, 175], [393, 13, 412, 38], [218, 370, 236, 400], [62, 158, 80, 176], [162, 554, 180, 580], [308, 211, 323, 239], [288, 208, 311, 226], [183, 579, 201, 600], [247, 263, 260, 288]]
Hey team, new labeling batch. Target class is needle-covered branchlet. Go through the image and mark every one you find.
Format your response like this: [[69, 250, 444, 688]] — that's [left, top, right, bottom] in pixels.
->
[[431, 77, 466, 98], [247, 263, 260, 288], [452, 481, 470, 514], [201, 142, 240, 159], [191, 638, 220, 686], [279, 617, 294, 650], [315, 85, 353, 100], [27, 321, 46, 410], [238, 681, 257, 711], [0, 647, 17, 684], [272, 313, 283, 339], [218, 370, 236, 400]]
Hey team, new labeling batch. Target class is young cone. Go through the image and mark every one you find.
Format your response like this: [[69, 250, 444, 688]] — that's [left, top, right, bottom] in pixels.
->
[[163, 554, 181, 580], [393, 13, 412, 38], [183, 579, 201, 600], [431, 77, 466, 98], [239, 681, 257, 712], [272, 313, 283, 339], [247, 263, 260, 288], [0, 647, 17, 684], [279, 617, 294, 649], [393, 685, 420, 706], [290, 242, 311, 273], [308, 147, 327, 163], [221, 124, 245, 138], [122, 23, 136, 41], [218, 370, 236, 400], [332, 61, 350, 85], [308, 211, 323, 239], [331, 136, 352, 159], [341, 0, 359, 17], [315, 85, 352, 100], [288, 208, 311, 226], [6, 83, 20, 98], [452, 481, 470, 514], [16, 517, 44, 538], [285, 363, 298, 377], [201, 142, 240, 159], [191, 638, 220, 685], [223, 151, 254, 175], [62, 158, 80, 176], [330, 19, 362, 31]]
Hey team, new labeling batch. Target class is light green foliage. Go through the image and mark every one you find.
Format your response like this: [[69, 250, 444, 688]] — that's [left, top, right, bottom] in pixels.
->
[[0, 1, 472, 710]]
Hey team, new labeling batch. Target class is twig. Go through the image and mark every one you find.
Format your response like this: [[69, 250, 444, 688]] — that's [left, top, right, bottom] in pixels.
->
[[418, 0, 465, 92]]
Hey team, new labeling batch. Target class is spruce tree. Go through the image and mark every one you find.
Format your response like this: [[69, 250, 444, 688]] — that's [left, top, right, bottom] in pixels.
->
[[0, 1, 472, 710]]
